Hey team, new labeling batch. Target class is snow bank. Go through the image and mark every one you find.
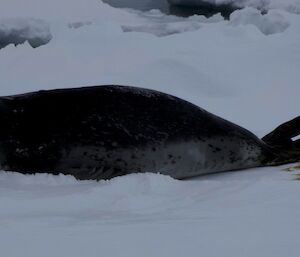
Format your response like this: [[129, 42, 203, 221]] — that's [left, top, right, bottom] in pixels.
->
[[167, 0, 300, 14], [122, 9, 223, 36], [122, 8, 290, 36], [229, 8, 290, 34], [0, 18, 52, 49]]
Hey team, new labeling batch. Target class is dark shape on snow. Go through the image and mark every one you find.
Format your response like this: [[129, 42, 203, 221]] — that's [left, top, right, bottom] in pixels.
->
[[0, 85, 299, 180], [168, 0, 240, 18]]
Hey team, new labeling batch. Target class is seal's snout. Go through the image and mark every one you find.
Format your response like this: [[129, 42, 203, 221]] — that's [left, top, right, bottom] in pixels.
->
[[262, 116, 300, 164]]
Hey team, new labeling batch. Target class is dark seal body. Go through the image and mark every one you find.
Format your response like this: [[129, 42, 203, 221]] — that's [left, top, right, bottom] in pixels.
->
[[0, 85, 287, 180]]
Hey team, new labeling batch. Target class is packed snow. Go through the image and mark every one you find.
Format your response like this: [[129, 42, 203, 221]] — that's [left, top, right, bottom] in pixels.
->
[[229, 7, 290, 34], [1, 167, 300, 257], [121, 9, 224, 36], [0, 0, 300, 256]]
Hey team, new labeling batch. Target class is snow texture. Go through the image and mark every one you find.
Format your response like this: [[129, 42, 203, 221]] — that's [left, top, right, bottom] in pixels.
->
[[1, 167, 300, 257], [122, 9, 223, 36], [229, 7, 290, 34], [0, 18, 52, 49], [0, 0, 300, 256]]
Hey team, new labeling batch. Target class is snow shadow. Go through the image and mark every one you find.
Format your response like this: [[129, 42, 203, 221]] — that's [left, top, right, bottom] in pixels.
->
[[102, 0, 238, 18], [0, 18, 52, 50]]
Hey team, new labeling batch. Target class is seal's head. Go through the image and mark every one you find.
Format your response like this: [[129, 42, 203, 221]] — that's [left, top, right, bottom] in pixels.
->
[[262, 116, 300, 165]]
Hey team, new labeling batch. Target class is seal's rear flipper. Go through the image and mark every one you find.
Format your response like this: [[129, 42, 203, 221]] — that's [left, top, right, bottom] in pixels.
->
[[262, 116, 300, 164]]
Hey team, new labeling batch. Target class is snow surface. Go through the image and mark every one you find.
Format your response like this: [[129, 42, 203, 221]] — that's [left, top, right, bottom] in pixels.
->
[[229, 7, 290, 35], [1, 167, 300, 257], [1, 0, 300, 256]]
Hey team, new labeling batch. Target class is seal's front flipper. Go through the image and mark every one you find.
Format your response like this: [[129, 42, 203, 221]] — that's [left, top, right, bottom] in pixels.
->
[[262, 116, 300, 164]]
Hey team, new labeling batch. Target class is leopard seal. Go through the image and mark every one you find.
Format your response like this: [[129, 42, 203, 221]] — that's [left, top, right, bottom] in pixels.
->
[[0, 85, 299, 180]]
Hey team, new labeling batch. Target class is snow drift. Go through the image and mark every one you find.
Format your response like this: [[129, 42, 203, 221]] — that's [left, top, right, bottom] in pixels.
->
[[229, 7, 290, 34]]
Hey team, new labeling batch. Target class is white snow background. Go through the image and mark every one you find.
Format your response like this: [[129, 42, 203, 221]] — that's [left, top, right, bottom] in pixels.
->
[[0, 0, 300, 256]]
